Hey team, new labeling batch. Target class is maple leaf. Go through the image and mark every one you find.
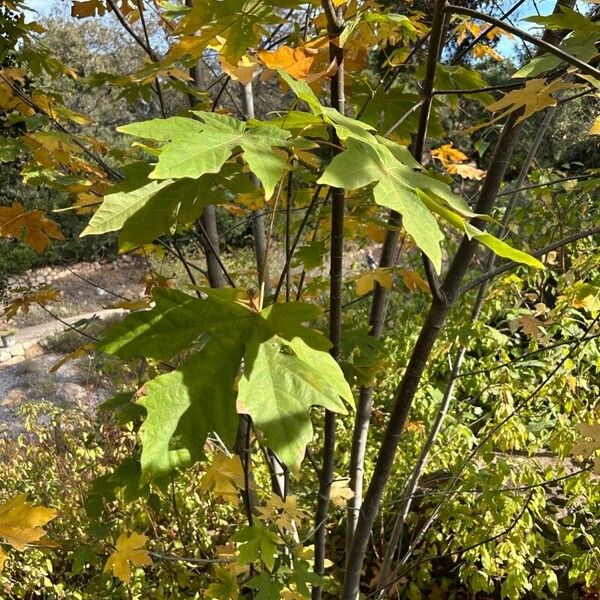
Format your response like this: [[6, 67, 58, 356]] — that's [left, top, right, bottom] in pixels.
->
[[200, 452, 246, 505], [220, 55, 259, 86], [257, 45, 318, 80], [0, 547, 7, 573], [0, 494, 57, 552], [431, 143, 467, 167], [232, 523, 281, 571], [3, 288, 60, 321], [448, 163, 487, 180], [257, 495, 305, 530], [71, 0, 108, 18], [0, 201, 64, 252], [104, 531, 153, 584], [330, 478, 355, 508], [398, 268, 430, 294], [590, 116, 600, 135], [487, 78, 575, 125], [207, 566, 239, 599], [356, 268, 394, 296], [518, 314, 545, 340], [571, 423, 600, 473]]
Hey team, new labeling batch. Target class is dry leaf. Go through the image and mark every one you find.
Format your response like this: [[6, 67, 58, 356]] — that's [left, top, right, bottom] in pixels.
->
[[104, 532, 153, 584], [431, 143, 467, 167], [0, 201, 64, 252], [398, 268, 430, 294], [448, 163, 487, 180], [3, 288, 60, 321]]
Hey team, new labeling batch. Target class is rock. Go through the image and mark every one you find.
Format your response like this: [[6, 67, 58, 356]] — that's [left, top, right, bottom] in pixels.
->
[[56, 382, 88, 404], [25, 344, 44, 359], [10, 345, 25, 357], [0, 350, 11, 362], [3, 356, 24, 366]]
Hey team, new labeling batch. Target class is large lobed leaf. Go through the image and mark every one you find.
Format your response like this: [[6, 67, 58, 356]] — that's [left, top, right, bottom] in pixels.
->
[[98, 290, 353, 479]]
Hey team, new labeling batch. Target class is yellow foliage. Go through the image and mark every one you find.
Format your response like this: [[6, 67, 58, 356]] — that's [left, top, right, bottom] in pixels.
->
[[3, 288, 60, 321], [0, 201, 64, 253], [329, 477, 355, 508], [0, 494, 57, 555], [356, 267, 393, 296], [104, 531, 153, 584], [431, 143, 467, 167], [258, 45, 318, 80], [220, 55, 259, 86], [257, 495, 305, 530], [199, 452, 246, 505]]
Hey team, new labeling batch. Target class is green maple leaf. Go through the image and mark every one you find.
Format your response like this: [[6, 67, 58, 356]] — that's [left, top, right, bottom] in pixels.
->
[[318, 138, 445, 271], [118, 112, 291, 198], [246, 572, 284, 600], [98, 292, 353, 478], [232, 524, 281, 571]]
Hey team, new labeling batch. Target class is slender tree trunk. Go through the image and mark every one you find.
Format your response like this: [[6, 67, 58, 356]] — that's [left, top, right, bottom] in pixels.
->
[[185, 0, 226, 289], [313, 3, 345, 598], [341, 110, 523, 599], [240, 81, 271, 297]]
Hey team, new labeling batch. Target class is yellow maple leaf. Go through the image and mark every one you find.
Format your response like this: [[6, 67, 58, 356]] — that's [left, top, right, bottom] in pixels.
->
[[330, 478, 355, 508], [200, 452, 246, 505], [589, 116, 600, 135], [0, 547, 7, 573], [448, 163, 487, 180], [398, 268, 430, 294], [0, 494, 57, 552], [220, 55, 259, 86], [258, 45, 318, 80], [3, 288, 60, 321], [472, 44, 503, 61], [257, 495, 305, 530], [487, 78, 575, 125], [104, 531, 153, 584], [356, 267, 393, 296], [571, 423, 600, 473], [431, 143, 467, 167], [0, 201, 64, 253]]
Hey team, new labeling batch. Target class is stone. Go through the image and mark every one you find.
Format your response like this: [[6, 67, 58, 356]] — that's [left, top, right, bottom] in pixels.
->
[[10, 345, 25, 357], [0, 350, 11, 362], [3, 356, 24, 366], [25, 344, 44, 359]]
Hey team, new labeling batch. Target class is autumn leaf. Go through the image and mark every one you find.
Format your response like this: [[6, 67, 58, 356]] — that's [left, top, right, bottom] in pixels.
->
[[258, 45, 317, 80], [257, 495, 305, 530], [356, 267, 393, 296], [104, 531, 153, 584], [207, 566, 239, 599], [518, 314, 545, 340], [398, 268, 430, 294], [589, 116, 600, 135], [431, 143, 467, 167], [571, 423, 600, 473], [330, 478, 355, 508], [0, 547, 7, 573], [199, 452, 246, 505], [486, 78, 575, 125], [448, 163, 487, 180], [0, 201, 64, 252], [0, 494, 57, 552], [220, 55, 259, 86], [3, 288, 60, 321]]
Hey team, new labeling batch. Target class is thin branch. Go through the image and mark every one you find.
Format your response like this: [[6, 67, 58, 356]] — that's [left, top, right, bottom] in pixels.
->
[[459, 225, 600, 296], [445, 5, 600, 79], [149, 551, 235, 565]]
